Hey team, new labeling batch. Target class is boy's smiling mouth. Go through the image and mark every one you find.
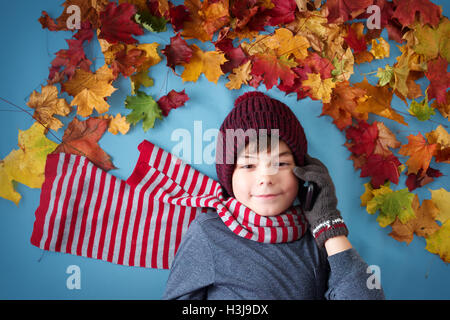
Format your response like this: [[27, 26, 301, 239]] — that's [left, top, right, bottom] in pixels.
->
[[252, 193, 282, 199]]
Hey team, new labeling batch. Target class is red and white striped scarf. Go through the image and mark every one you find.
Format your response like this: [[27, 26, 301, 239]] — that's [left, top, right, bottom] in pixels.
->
[[31, 140, 307, 269]]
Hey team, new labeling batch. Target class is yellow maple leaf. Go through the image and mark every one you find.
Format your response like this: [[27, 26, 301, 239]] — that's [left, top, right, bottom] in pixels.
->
[[1, 122, 58, 204], [0, 161, 21, 206], [369, 37, 390, 59], [429, 188, 450, 224], [302, 73, 336, 103], [226, 60, 252, 90], [27, 84, 71, 132], [273, 28, 310, 60], [181, 44, 227, 83], [101, 113, 131, 135], [425, 220, 450, 263]]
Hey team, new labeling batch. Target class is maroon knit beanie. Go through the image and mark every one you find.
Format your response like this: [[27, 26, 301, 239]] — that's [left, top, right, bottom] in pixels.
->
[[216, 91, 308, 198]]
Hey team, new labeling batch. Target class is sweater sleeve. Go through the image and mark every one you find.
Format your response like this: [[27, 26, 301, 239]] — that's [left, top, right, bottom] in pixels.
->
[[324, 248, 385, 300], [162, 219, 215, 300]]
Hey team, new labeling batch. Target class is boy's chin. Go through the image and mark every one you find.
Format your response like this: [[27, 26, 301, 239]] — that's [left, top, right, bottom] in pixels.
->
[[249, 203, 286, 217]]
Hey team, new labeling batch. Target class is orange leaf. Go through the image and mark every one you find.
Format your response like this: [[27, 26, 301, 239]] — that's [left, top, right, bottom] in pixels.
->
[[398, 133, 438, 174]]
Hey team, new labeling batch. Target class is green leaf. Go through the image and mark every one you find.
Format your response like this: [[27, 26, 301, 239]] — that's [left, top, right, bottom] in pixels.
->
[[413, 18, 450, 63], [408, 93, 436, 121], [368, 187, 416, 228], [125, 91, 163, 132], [135, 11, 167, 33], [375, 65, 393, 86]]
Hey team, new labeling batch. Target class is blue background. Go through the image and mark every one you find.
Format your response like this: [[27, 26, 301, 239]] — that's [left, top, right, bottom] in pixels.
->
[[0, 0, 449, 299]]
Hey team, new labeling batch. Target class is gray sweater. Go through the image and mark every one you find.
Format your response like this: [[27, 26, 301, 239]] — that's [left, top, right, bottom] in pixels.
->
[[162, 210, 385, 300]]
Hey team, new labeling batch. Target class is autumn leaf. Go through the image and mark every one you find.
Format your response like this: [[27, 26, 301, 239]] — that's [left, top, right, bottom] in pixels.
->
[[125, 91, 163, 131], [412, 18, 450, 63], [101, 113, 130, 135], [360, 153, 402, 188], [321, 80, 367, 130], [1, 122, 58, 204], [345, 120, 379, 156], [399, 133, 438, 175], [389, 194, 440, 244], [425, 220, 450, 263], [169, 4, 190, 32], [366, 185, 415, 228], [52, 117, 116, 171], [302, 73, 335, 103], [392, 0, 442, 27], [354, 77, 407, 126], [162, 33, 193, 73], [272, 27, 310, 60], [181, 44, 227, 83], [326, 0, 374, 24], [134, 10, 167, 32], [431, 91, 449, 119], [344, 23, 367, 55], [331, 47, 354, 82], [110, 47, 147, 78], [375, 64, 394, 86], [27, 84, 71, 133], [406, 167, 443, 192], [374, 122, 401, 156], [267, 0, 297, 26], [226, 60, 253, 90], [98, 2, 144, 44], [131, 70, 154, 95], [409, 94, 436, 121], [369, 37, 390, 59], [157, 89, 189, 117], [429, 188, 450, 224], [426, 125, 450, 163], [49, 39, 92, 82], [425, 56, 450, 106], [251, 53, 296, 90]]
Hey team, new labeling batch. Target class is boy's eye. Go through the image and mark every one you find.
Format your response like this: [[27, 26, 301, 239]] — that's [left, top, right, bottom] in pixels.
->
[[240, 164, 255, 169]]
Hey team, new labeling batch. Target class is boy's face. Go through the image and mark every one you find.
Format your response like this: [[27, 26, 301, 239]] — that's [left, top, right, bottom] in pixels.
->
[[231, 139, 299, 217]]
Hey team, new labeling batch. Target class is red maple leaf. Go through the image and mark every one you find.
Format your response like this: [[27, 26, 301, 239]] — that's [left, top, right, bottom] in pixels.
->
[[267, 0, 297, 26], [110, 48, 146, 78], [302, 53, 335, 79], [425, 57, 450, 105], [73, 20, 94, 43], [392, 0, 442, 27], [344, 24, 367, 54], [360, 153, 401, 188], [251, 54, 295, 90], [326, 0, 374, 23], [98, 2, 144, 44], [49, 39, 92, 81], [169, 4, 190, 32], [405, 167, 443, 192], [161, 33, 193, 73], [277, 64, 312, 100], [230, 0, 259, 30], [345, 120, 379, 156], [215, 38, 248, 74], [157, 90, 189, 117]]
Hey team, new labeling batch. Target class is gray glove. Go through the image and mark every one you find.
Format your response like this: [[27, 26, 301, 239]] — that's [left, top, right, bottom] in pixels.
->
[[293, 154, 348, 248]]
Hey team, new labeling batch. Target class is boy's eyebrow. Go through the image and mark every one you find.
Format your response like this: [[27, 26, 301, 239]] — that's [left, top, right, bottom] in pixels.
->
[[242, 151, 293, 158]]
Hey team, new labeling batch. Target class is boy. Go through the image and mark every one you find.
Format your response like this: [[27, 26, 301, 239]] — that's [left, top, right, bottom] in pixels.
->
[[163, 91, 385, 300]]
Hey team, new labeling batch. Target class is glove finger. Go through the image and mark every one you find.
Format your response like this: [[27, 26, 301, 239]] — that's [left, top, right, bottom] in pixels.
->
[[293, 167, 330, 188], [293, 164, 327, 179]]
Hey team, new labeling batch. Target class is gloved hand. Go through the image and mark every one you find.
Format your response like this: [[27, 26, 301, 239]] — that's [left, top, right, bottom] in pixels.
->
[[293, 154, 348, 248]]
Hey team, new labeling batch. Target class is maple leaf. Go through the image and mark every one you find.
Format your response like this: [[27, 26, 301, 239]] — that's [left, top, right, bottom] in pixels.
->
[[277, 64, 312, 100], [181, 44, 227, 83], [49, 39, 92, 82], [409, 94, 436, 121], [398, 133, 438, 175], [354, 77, 407, 126], [130, 70, 154, 95], [375, 65, 394, 86], [215, 38, 248, 74], [392, 0, 442, 27], [389, 194, 440, 244], [27, 85, 71, 133], [431, 91, 449, 119], [425, 220, 450, 263], [226, 60, 253, 90], [321, 80, 367, 130], [162, 33, 193, 73], [330, 48, 354, 82], [98, 2, 144, 44], [344, 23, 367, 54], [157, 90, 189, 117], [373, 122, 401, 156], [1, 122, 58, 205], [125, 91, 163, 131], [426, 125, 450, 163], [134, 10, 167, 32], [326, 0, 374, 23], [302, 53, 335, 80], [301, 73, 335, 103], [345, 120, 379, 156], [429, 188, 450, 224], [360, 153, 402, 188], [100, 113, 130, 135], [405, 167, 443, 192], [273, 28, 310, 60], [251, 53, 296, 90], [370, 37, 390, 59], [267, 0, 297, 26], [425, 57, 450, 106], [52, 117, 116, 171], [110, 47, 147, 78], [181, 0, 230, 42], [412, 18, 450, 63], [169, 4, 190, 32]]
